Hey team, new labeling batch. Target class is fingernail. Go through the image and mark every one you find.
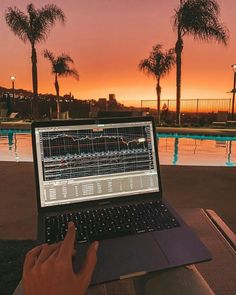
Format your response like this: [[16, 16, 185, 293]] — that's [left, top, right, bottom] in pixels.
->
[[68, 221, 74, 229], [94, 241, 99, 251]]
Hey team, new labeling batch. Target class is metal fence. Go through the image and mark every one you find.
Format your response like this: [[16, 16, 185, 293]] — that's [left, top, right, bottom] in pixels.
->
[[140, 98, 236, 125], [141, 98, 234, 113]]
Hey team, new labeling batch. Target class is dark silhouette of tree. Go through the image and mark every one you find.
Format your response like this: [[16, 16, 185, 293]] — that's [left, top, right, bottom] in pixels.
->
[[5, 3, 65, 118], [173, 0, 229, 125], [139, 44, 175, 124], [44, 50, 79, 118]]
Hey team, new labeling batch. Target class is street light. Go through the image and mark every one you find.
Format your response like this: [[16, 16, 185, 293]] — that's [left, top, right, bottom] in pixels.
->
[[231, 64, 236, 120], [10, 76, 16, 104]]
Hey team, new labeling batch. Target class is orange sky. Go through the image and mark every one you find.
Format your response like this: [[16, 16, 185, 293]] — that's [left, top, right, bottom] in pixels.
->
[[0, 0, 235, 107]]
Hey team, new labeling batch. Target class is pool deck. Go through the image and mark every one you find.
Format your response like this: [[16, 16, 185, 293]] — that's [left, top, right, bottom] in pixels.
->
[[0, 121, 31, 130], [157, 127, 236, 136], [1, 121, 236, 136], [0, 162, 235, 239]]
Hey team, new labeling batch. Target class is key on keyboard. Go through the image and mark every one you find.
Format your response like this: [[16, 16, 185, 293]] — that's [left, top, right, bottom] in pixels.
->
[[44, 200, 180, 244]]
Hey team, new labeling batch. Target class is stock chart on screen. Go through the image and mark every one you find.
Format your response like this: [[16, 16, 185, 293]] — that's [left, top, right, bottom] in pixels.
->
[[40, 125, 154, 181], [35, 122, 159, 207]]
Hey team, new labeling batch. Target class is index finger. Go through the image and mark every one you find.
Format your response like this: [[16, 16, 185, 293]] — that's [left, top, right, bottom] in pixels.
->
[[58, 221, 76, 258]]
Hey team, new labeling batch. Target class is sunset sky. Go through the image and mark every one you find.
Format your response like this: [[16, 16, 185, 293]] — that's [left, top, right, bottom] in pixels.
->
[[0, 0, 235, 107]]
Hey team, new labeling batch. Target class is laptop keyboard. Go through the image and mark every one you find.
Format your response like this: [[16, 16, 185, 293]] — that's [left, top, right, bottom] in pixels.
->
[[44, 200, 180, 244]]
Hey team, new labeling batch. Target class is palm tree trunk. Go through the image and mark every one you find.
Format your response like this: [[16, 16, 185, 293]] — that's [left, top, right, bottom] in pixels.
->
[[175, 4, 184, 126], [175, 35, 183, 126], [31, 45, 39, 119], [54, 74, 60, 118], [156, 78, 161, 125]]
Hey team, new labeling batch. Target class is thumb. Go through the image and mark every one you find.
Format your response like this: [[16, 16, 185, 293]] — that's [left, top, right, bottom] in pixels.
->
[[77, 241, 99, 287]]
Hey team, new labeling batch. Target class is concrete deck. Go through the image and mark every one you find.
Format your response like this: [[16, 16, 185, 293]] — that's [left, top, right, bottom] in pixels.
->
[[0, 162, 235, 239], [0, 121, 31, 130]]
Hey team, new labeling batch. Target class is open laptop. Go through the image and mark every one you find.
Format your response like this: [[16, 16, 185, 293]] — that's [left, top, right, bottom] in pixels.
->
[[31, 116, 211, 284]]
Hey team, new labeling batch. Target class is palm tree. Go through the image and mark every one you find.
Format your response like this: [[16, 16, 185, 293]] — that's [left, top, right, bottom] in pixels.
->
[[5, 3, 65, 118], [173, 0, 229, 125], [139, 44, 175, 124], [44, 50, 79, 118]]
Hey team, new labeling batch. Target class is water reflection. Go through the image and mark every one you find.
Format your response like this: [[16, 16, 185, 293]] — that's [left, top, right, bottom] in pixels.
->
[[168, 137, 235, 166], [0, 130, 235, 166], [0, 130, 31, 161], [157, 134, 236, 166], [172, 138, 179, 165], [14, 134, 20, 162], [7, 130, 13, 150], [164, 137, 236, 167], [225, 141, 235, 167]]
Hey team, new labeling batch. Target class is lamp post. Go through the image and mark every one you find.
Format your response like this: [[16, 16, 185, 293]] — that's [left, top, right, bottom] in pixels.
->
[[231, 64, 236, 120], [10, 76, 16, 105]]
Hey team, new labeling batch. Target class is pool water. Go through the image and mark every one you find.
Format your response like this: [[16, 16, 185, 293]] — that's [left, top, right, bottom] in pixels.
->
[[0, 130, 32, 162], [0, 130, 236, 166], [157, 133, 236, 167]]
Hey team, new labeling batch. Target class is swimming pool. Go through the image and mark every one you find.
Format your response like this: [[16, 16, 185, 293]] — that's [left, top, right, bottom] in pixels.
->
[[0, 129, 235, 166], [157, 133, 236, 167]]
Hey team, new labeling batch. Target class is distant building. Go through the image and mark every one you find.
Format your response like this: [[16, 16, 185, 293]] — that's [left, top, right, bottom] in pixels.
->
[[89, 105, 99, 118], [109, 93, 116, 100], [108, 93, 118, 110], [98, 98, 107, 111]]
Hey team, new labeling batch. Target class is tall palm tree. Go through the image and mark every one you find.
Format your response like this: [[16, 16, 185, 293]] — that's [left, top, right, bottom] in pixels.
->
[[5, 3, 65, 118], [44, 50, 79, 118], [139, 44, 175, 124], [173, 0, 229, 125]]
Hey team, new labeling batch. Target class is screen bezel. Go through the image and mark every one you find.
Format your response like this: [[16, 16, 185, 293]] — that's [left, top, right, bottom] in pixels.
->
[[31, 116, 163, 213]]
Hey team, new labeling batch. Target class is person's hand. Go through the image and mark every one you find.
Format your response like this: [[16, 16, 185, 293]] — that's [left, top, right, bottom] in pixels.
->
[[23, 222, 99, 295]]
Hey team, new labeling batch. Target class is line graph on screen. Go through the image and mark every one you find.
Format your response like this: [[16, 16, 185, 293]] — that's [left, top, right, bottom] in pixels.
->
[[40, 126, 154, 181]]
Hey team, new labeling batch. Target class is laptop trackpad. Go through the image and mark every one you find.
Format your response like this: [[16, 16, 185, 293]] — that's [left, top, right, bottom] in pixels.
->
[[73, 233, 168, 284]]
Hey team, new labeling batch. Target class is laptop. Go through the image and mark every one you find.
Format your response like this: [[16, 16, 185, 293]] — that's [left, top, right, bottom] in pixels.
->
[[31, 116, 211, 284]]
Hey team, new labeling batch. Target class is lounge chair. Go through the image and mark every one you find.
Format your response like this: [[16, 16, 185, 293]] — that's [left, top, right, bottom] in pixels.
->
[[211, 111, 228, 128], [226, 120, 236, 128], [0, 111, 20, 122]]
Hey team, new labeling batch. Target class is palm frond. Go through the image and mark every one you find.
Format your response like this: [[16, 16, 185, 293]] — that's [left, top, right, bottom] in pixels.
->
[[185, 21, 228, 44], [32, 4, 65, 43], [27, 3, 37, 18], [151, 44, 163, 53], [40, 4, 65, 26], [43, 49, 55, 64], [173, 0, 229, 45], [139, 44, 175, 80], [5, 7, 29, 43], [6, 3, 65, 45], [60, 68, 79, 80], [58, 54, 74, 64], [138, 59, 156, 79], [28, 3, 65, 44], [44, 50, 79, 80]]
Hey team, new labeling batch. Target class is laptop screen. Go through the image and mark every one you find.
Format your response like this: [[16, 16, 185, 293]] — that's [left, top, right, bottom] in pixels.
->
[[34, 120, 159, 207]]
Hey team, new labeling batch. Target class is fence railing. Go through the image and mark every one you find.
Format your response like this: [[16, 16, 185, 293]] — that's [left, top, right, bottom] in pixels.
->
[[140, 98, 234, 113], [140, 98, 236, 125]]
